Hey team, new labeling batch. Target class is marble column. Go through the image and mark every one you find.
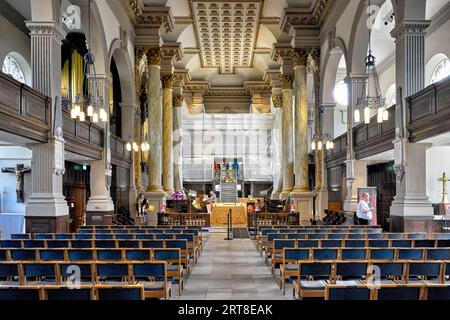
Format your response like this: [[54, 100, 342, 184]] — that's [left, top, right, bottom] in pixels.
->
[[280, 75, 294, 198], [86, 75, 115, 225], [25, 21, 69, 233], [173, 93, 184, 193], [343, 74, 367, 212], [161, 74, 175, 194], [292, 49, 310, 192], [390, 16, 433, 231], [145, 48, 165, 217], [271, 93, 283, 199]]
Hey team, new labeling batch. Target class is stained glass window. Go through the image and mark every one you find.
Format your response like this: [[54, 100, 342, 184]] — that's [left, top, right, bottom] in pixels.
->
[[431, 58, 450, 84], [2, 55, 25, 84]]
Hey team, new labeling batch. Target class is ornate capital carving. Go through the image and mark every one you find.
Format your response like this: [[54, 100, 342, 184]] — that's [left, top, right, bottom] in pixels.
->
[[280, 75, 294, 90], [272, 94, 283, 108], [292, 49, 310, 67], [310, 48, 320, 67], [173, 94, 184, 107], [147, 48, 162, 66], [161, 74, 176, 89], [26, 22, 67, 44], [390, 20, 430, 40]]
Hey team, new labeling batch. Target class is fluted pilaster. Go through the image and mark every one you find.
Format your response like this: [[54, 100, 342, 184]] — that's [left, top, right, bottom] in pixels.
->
[[280, 74, 294, 197], [161, 74, 175, 194], [173, 93, 184, 193]]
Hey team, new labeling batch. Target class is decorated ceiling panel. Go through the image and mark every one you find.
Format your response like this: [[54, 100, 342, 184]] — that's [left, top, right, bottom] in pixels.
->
[[190, 0, 264, 74]]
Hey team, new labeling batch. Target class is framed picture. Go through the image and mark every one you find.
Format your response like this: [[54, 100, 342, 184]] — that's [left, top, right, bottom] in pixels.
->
[[357, 187, 377, 225]]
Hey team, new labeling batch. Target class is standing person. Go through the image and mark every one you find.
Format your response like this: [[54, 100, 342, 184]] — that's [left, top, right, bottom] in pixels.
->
[[356, 192, 373, 225], [207, 191, 216, 214]]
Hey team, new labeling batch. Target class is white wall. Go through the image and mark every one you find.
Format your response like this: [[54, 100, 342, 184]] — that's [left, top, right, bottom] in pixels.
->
[[426, 146, 450, 203], [0, 147, 32, 213], [0, 14, 31, 85]]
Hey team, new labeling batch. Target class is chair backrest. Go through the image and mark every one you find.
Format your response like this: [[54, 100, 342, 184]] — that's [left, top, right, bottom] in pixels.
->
[[71, 240, 92, 248], [141, 240, 164, 248], [165, 240, 188, 250], [373, 262, 405, 279], [368, 240, 389, 248], [23, 240, 45, 248], [267, 234, 285, 242], [347, 234, 366, 240], [391, 240, 413, 248], [327, 234, 345, 240], [96, 229, 112, 234], [96, 249, 122, 261], [118, 240, 140, 249], [0, 263, 19, 278], [407, 262, 442, 280], [367, 234, 384, 240], [75, 234, 93, 240], [397, 248, 423, 261], [0, 287, 41, 300], [297, 240, 319, 248], [22, 263, 56, 280], [312, 248, 338, 260], [414, 240, 436, 248], [406, 233, 427, 240], [153, 248, 180, 261], [95, 234, 114, 240], [125, 249, 151, 261], [308, 234, 327, 240], [426, 248, 450, 260], [132, 262, 166, 279], [284, 248, 309, 261], [96, 285, 144, 300], [11, 234, 30, 240], [426, 285, 450, 300], [437, 240, 450, 248], [60, 263, 93, 281], [10, 249, 37, 261], [299, 262, 333, 278], [115, 234, 134, 240], [46, 240, 70, 249], [67, 249, 94, 261], [433, 233, 450, 239], [34, 234, 54, 240], [44, 286, 93, 300], [386, 233, 404, 240], [375, 285, 422, 300], [274, 240, 296, 250], [0, 250, 7, 261], [113, 230, 130, 234], [94, 240, 116, 248], [344, 240, 366, 248], [335, 262, 368, 279], [287, 233, 306, 239], [321, 240, 343, 248], [136, 234, 154, 240], [39, 249, 65, 261], [340, 249, 367, 260], [369, 248, 396, 260], [0, 240, 22, 248], [326, 286, 371, 300], [96, 263, 130, 280]]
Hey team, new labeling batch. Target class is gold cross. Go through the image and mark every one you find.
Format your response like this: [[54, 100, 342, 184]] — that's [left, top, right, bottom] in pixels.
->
[[438, 172, 450, 203]]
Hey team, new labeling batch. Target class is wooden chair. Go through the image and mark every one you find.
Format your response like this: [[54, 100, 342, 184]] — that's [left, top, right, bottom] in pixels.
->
[[325, 284, 372, 300], [95, 284, 145, 300], [130, 261, 171, 299], [153, 248, 184, 295], [292, 261, 333, 300], [279, 248, 310, 294]]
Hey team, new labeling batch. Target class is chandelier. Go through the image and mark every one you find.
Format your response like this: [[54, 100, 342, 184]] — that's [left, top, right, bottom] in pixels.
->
[[70, 0, 107, 124], [126, 138, 150, 153], [311, 106, 334, 151], [354, 0, 388, 124]]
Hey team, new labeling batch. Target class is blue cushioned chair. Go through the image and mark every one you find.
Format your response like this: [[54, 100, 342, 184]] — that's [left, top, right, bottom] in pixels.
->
[[10, 249, 37, 261], [44, 286, 93, 300], [386, 233, 404, 240], [96, 249, 122, 261], [60, 263, 94, 284], [375, 284, 423, 300], [131, 262, 171, 299], [71, 240, 92, 248], [293, 262, 333, 299], [334, 262, 368, 285], [136, 234, 154, 240], [341, 249, 367, 261], [434, 233, 450, 239], [0, 240, 22, 248], [115, 234, 134, 240], [96, 285, 144, 300], [331, 229, 346, 234], [118, 240, 140, 249], [326, 285, 371, 300], [75, 234, 93, 240], [0, 263, 20, 285], [407, 233, 426, 240], [54, 234, 74, 241], [22, 263, 57, 285], [11, 234, 30, 240], [156, 234, 174, 240], [0, 250, 7, 261], [369, 240, 389, 248], [153, 248, 183, 295], [95, 240, 116, 249], [370, 248, 396, 260], [34, 234, 54, 240], [287, 233, 306, 239], [308, 234, 327, 240], [113, 230, 129, 234], [321, 240, 343, 248], [437, 240, 450, 248], [95, 234, 114, 240], [67, 249, 94, 261], [327, 234, 345, 240], [39, 249, 65, 261], [297, 240, 319, 248], [372, 262, 405, 284], [141, 240, 164, 248], [347, 234, 366, 240], [0, 287, 41, 300], [344, 240, 366, 248], [391, 240, 413, 248], [407, 262, 443, 284], [414, 239, 436, 248], [280, 248, 310, 294], [96, 229, 112, 234]]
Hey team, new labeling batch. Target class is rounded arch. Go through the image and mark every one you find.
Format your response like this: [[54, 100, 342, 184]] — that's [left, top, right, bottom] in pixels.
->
[[426, 53, 450, 85], [2, 52, 32, 86], [384, 83, 396, 107], [108, 39, 135, 104]]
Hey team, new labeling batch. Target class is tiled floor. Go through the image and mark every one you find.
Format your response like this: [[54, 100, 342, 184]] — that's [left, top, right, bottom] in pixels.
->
[[174, 232, 293, 300]]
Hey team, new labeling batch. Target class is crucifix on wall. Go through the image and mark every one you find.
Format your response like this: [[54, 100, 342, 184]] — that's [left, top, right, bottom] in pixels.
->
[[1, 164, 31, 203]]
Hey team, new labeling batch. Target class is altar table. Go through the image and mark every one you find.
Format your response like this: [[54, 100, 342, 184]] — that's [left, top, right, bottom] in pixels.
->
[[211, 203, 247, 227]]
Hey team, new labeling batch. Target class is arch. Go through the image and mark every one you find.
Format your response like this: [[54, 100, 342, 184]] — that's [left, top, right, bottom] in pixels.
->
[[2, 52, 32, 86], [426, 53, 450, 85], [108, 39, 135, 104], [384, 83, 396, 107]]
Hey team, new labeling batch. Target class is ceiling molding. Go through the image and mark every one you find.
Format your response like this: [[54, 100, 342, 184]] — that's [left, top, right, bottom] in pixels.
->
[[259, 16, 280, 25], [184, 47, 201, 54], [281, 0, 333, 34], [174, 16, 194, 25]]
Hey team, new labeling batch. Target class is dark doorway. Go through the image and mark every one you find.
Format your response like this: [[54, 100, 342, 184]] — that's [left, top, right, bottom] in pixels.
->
[[367, 161, 396, 230]]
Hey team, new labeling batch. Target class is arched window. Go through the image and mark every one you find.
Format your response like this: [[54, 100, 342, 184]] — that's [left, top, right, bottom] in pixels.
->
[[2, 54, 26, 84], [431, 58, 450, 84], [334, 81, 348, 106]]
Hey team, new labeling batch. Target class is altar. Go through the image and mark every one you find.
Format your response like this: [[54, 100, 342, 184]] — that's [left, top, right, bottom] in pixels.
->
[[0, 212, 25, 240], [210, 203, 247, 227]]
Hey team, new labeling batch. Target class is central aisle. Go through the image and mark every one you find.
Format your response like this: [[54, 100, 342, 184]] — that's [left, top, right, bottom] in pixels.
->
[[176, 231, 290, 300]]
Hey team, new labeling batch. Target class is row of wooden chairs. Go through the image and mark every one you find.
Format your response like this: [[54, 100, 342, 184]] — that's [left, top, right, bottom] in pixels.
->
[[290, 260, 450, 299], [257, 225, 381, 230], [324, 283, 450, 300], [258, 229, 384, 237], [0, 284, 147, 300], [79, 225, 202, 230], [14, 229, 201, 237], [0, 261, 172, 299], [277, 247, 450, 292]]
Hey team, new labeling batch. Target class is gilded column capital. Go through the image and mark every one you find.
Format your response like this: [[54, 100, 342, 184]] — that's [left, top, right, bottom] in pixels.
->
[[161, 74, 176, 89], [173, 93, 184, 107], [272, 94, 283, 108], [147, 47, 163, 66], [292, 48, 310, 67], [280, 75, 294, 90], [310, 48, 321, 70]]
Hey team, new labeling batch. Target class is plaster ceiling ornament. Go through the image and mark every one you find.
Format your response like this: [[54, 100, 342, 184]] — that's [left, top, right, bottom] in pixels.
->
[[190, 0, 264, 74], [62, 5, 81, 30], [281, 0, 333, 33]]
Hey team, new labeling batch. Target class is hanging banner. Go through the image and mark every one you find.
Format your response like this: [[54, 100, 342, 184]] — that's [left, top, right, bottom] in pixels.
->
[[357, 187, 378, 226]]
